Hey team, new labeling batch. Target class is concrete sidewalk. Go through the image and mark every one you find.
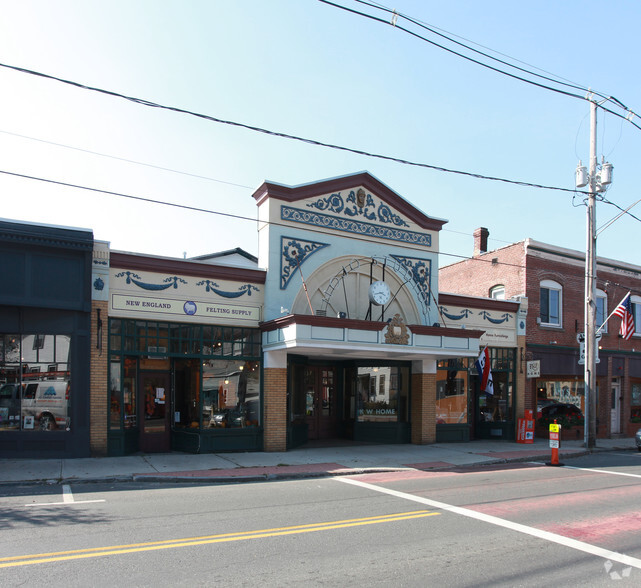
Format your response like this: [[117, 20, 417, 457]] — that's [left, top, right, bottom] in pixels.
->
[[0, 437, 636, 486]]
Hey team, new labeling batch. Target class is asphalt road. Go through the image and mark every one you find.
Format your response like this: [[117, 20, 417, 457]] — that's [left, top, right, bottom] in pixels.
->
[[1, 451, 640, 587]]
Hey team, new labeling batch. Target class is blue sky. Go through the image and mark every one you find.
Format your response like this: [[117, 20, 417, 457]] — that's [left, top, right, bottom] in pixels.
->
[[1, 0, 639, 268]]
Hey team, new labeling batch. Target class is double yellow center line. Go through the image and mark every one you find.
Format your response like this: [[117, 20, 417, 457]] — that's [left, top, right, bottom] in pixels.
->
[[0, 510, 439, 568]]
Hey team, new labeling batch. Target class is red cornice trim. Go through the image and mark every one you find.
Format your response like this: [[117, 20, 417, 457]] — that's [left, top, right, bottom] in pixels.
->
[[260, 314, 386, 332], [252, 172, 446, 231], [407, 325, 485, 339], [438, 293, 519, 312], [110, 252, 266, 283], [260, 314, 484, 339]]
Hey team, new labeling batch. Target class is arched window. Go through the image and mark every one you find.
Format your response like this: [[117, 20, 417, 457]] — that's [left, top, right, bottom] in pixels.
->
[[540, 280, 562, 326], [489, 285, 505, 300]]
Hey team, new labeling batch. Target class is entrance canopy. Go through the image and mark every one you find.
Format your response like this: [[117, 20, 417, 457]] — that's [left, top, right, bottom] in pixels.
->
[[261, 314, 484, 363]]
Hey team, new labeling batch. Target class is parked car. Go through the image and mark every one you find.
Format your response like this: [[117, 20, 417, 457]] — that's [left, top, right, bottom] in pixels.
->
[[635, 429, 641, 453], [536, 398, 558, 417], [540, 403, 583, 420]]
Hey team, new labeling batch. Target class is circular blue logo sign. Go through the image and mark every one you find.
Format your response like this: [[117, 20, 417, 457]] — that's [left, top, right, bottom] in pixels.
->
[[183, 301, 197, 315]]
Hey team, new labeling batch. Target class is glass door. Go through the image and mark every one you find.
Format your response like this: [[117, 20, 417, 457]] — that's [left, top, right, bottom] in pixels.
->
[[302, 366, 337, 440], [611, 380, 621, 435], [139, 372, 171, 453]]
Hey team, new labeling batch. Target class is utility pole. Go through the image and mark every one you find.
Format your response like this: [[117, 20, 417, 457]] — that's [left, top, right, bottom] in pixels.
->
[[584, 99, 598, 449], [577, 97, 613, 449]]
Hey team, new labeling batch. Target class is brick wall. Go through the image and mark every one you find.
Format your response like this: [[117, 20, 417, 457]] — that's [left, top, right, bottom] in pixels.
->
[[411, 372, 436, 444], [90, 300, 108, 456], [441, 237, 641, 434], [263, 367, 287, 451], [439, 242, 526, 299]]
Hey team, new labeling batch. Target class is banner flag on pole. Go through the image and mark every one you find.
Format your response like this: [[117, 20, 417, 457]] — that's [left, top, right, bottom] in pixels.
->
[[475, 346, 494, 395], [613, 292, 635, 340]]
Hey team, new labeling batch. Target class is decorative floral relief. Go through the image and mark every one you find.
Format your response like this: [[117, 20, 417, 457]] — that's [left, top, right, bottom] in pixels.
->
[[306, 189, 409, 227], [479, 311, 511, 324], [114, 271, 187, 291], [306, 192, 345, 214], [439, 307, 473, 321], [438, 307, 511, 325], [280, 237, 329, 289], [390, 255, 432, 312], [196, 280, 259, 298], [282, 206, 429, 246]]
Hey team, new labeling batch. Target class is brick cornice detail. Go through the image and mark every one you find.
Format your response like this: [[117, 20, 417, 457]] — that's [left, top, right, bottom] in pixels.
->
[[438, 293, 520, 312]]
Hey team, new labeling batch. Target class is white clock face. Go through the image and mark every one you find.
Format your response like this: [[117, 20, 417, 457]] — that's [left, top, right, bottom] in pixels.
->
[[368, 280, 391, 306]]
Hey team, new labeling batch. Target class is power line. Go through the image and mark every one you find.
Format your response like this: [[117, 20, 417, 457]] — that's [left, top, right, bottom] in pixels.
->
[[0, 169, 254, 224], [0, 61, 586, 195], [0, 167, 529, 270], [0, 129, 253, 189], [353, 0, 595, 96], [319, 0, 641, 131], [356, 0, 585, 90], [0, 127, 521, 243], [5, 167, 637, 283]]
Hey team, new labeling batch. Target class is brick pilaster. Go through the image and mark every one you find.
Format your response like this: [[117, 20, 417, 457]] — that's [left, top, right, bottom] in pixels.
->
[[411, 372, 436, 444], [90, 300, 108, 456], [263, 367, 287, 451]]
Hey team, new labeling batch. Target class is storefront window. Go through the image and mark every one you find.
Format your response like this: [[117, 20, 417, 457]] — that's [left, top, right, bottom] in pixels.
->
[[201, 360, 260, 428], [436, 360, 469, 424], [536, 380, 584, 415], [0, 334, 71, 431], [356, 366, 408, 422], [479, 371, 512, 423], [110, 320, 122, 352], [110, 358, 121, 429], [123, 358, 137, 429], [108, 319, 262, 433], [630, 382, 641, 421]]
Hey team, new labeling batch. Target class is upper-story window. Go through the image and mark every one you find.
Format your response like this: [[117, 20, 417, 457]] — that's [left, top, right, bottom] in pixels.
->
[[490, 285, 505, 300], [540, 280, 562, 326], [631, 295, 641, 337], [596, 289, 607, 333]]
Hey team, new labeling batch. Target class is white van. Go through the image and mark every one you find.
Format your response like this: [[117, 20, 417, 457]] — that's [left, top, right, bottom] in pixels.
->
[[0, 383, 21, 429], [21, 381, 70, 430]]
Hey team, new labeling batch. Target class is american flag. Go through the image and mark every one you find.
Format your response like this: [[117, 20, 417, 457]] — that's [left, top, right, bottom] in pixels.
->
[[613, 292, 635, 340]]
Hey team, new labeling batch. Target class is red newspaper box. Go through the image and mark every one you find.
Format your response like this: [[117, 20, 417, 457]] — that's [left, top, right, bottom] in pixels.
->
[[517, 409, 534, 443]]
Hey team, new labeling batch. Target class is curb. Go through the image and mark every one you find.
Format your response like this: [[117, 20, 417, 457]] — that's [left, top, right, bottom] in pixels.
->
[[0, 446, 635, 487], [132, 467, 414, 484]]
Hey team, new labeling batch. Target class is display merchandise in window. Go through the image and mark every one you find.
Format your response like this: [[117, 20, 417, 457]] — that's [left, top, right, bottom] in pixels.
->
[[0, 334, 71, 431], [356, 366, 408, 423], [436, 366, 468, 424]]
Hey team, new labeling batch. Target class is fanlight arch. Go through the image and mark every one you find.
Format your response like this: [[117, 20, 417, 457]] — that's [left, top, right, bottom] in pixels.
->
[[291, 255, 433, 325]]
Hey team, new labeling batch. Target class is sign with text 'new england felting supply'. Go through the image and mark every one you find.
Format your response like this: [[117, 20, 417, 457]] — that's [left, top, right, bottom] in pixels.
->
[[111, 294, 260, 324]]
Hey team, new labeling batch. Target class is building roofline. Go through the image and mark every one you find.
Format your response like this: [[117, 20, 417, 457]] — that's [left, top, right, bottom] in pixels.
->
[[251, 171, 448, 231], [190, 247, 258, 264], [110, 251, 266, 283]]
